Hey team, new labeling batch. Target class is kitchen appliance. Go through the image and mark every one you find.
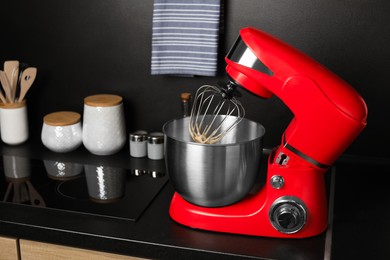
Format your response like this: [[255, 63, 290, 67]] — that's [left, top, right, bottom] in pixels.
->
[[164, 115, 265, 207], [166, 27, 368, 238]]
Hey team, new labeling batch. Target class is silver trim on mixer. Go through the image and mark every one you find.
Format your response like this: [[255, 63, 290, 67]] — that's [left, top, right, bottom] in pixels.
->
[[269, 196, 307, 234], [227, 36, 274, 76]]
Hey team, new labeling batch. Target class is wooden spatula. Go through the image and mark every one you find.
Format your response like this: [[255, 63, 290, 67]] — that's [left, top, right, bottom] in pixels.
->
[[17, 67, 37, 103], [4, 60, 19, 102], [0, 70, 13, 103]]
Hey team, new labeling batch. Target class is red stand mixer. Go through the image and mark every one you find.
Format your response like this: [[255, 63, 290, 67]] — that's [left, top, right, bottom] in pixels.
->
[[167, 27, 368, 238]]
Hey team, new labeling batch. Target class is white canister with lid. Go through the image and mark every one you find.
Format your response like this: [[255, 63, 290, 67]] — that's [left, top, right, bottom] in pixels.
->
[[41, 111, 82, 153], [82, 94, 126, 156], [147, 132, 164, 160]]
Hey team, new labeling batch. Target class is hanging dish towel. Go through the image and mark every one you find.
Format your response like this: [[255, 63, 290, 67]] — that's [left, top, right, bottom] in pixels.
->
[[151, 0, 222, 76]]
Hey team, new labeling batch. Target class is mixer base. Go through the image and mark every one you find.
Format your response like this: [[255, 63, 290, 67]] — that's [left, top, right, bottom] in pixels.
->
[[169, 150, 329, 238]]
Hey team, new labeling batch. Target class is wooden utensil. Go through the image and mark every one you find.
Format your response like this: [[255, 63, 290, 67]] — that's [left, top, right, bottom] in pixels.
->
[[17, 67, 37, 103], [0, 86, 7, 103], [25, 180, 45, 207], [3, 182, 13, 202], [0, 70, 13, 103], [12, 182, 21, 203], [4, 60, 19, 102]]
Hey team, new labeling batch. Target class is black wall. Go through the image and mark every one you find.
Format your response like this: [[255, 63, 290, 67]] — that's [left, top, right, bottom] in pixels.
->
[[1, 0, 389, 158]]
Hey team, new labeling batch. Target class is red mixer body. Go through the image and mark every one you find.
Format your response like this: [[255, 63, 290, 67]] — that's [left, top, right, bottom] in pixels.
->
[[169, 27, 367, 238], [226, 27, 367, 168], [170, 150, 329, 238]]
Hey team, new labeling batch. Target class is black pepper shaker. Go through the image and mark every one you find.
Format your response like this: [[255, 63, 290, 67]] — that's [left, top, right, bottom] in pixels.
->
[[180, 93, 192, 117]]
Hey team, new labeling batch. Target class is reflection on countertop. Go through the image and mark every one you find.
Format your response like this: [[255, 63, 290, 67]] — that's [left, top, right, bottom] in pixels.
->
[[0, 153, 168, 221]]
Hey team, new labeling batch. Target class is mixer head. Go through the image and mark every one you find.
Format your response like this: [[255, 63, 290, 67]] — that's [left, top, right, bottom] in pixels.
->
[[225, 27, 368, 167], [189, 84, 245, 144]]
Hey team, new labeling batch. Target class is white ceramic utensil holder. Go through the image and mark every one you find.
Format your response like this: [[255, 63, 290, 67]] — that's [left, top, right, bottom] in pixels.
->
[[82, 94, 126, 156], [41, 111, 83, 153], [0, 101, 29, 145]]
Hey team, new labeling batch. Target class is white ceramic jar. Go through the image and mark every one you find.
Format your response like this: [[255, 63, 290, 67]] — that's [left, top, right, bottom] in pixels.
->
[[41, 111, 82, 153], [82, 94, 126, 156], [0, 100, 29, 145]]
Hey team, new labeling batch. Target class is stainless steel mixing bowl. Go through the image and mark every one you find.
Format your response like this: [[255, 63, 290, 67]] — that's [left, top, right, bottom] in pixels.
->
[[163, 115, 265, 207]]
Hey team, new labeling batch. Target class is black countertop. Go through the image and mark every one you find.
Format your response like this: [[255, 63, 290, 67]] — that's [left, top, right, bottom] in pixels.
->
[[331, 161, 390, 260], [1, 137, 386, 259]]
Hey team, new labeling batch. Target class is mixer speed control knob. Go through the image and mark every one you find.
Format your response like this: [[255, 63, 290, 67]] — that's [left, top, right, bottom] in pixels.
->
[[269, 196, 307, 234]]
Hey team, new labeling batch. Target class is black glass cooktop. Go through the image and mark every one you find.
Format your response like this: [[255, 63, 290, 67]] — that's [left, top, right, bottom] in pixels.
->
[[0, 154, 168, 221]]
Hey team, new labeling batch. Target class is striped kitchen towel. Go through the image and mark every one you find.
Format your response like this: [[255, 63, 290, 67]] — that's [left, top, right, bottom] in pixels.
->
[[151, 0, 222, 76]]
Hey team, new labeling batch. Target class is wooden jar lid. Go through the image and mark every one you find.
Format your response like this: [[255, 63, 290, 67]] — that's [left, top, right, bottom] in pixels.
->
[[84, 94, 123, 107], [43, 111, 81, 126]]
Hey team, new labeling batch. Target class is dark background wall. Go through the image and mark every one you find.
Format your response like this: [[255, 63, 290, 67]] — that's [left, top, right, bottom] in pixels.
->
[[1, 0, 389, 159]]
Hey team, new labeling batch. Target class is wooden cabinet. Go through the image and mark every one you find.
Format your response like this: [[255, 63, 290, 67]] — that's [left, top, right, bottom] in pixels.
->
[[0, 236, 146, 260], [0, 236, 19, 260], [19, 240, 146, 260]]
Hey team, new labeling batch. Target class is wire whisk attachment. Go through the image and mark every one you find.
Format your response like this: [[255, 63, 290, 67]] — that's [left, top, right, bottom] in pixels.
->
[[189, 84, 245, 144]]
